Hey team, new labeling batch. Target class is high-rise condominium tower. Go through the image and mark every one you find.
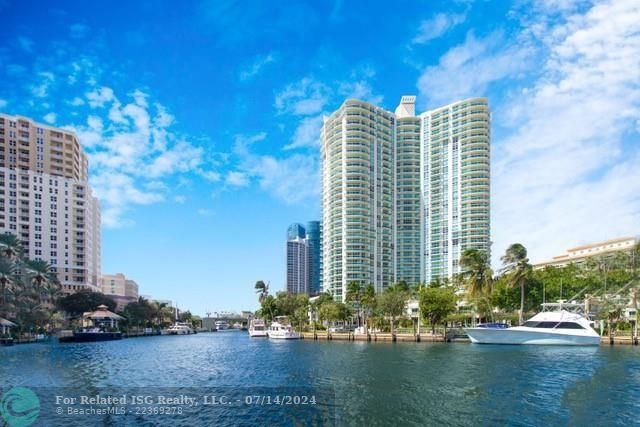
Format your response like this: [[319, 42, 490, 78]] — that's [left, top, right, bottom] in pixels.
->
[[286, 229, 309, 295], [321, 100, 395, 300], [421, 99, 491, 282], [321, 97, 490, 300], [285, 221, 322, 295], [0, 114, 101, 293]]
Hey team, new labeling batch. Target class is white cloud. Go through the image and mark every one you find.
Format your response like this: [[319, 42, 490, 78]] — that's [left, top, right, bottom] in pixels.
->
[[276, 71, 382, 151], [490, 0, 640, 264], [274, 78, 330, 116], [232, 133, 320, 204], [0, 99, 7, 109], [225, 171, 250, 187], [239, 53, 276, 81], [70, 23, 89, 39], [174, 195, 186, 204], [86, 86, 115, 108], [417, 31, 534, 107], [285, 115, 323, 150], [69, 97, 85, 106], [43, 113, 57, 124], [413, 12, 467, 44], [30, 72, 55, 98], [338, 80, 383, 105], [65, 88, 218, 227]]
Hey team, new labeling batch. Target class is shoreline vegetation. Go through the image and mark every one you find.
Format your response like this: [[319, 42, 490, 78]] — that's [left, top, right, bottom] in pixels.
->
[[256, 241, 640, 346], [0, 231, 201, 342]]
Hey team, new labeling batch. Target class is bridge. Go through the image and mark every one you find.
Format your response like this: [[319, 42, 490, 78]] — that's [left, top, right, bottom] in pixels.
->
[[201, 316, 252, 331]]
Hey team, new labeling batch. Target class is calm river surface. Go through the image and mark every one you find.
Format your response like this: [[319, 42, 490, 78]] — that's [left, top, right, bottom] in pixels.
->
[[1, 332, 639, 426]]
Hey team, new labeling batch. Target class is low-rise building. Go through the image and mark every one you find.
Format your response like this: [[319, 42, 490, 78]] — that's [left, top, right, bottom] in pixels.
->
[[534, 236, 638, 269], [101, 273, 139, 311]]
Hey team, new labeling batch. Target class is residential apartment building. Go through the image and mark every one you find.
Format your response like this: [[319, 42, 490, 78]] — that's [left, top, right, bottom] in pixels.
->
[[285, 221, 322, 295], [0, 114, 101, 293], [420, 98, 491, 282], [101, 273, 139, 311], [286, 235, 308, 294], [534, 236, 639, 269], [321, 97, 490, 301]]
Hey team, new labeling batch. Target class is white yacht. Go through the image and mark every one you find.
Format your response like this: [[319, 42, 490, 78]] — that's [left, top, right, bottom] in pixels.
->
[[464, 302, 601, 346], [215, 320, 229, 331], [248, 319, 268, 337], [267, 317, 301, 340], [162, 322, 194, 335]]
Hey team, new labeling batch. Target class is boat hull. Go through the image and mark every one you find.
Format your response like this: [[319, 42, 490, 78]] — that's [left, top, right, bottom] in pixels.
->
[[248, 330, 268, 337], [268, 332, 301, 340], [59, 332, 122, 343], [464, 328, 600, 346]]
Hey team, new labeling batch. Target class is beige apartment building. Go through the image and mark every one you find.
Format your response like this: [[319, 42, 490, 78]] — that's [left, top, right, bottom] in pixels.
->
[[0, 114, 101, 293], [101, 273, 139, 311], [534, 236, 639, 269]]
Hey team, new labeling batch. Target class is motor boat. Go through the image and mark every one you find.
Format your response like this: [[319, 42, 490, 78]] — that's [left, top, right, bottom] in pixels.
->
[[162, 322, 194, 335], [248, 319, 268, 337], [215, 320, 229, 331], [267, 317, 301, 340], [464, 301, 601, 346], [58, 328, 122, 343]]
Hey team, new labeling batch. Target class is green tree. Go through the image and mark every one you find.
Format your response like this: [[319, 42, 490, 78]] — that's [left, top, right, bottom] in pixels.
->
[[254, 280, 269, 303], [345, 281, 363, 327], [0, 233, 24, 260], [460, 249, 494, 321], [360, 284, 377, 333], [25, 259, 59, 306], [378, 284, 410, 337], [0, 256, 18, 319], [419, 286, 457, 334], [501, 243, 532, 325], [57, 290, 117, 318], [259, 295, 278, 322]]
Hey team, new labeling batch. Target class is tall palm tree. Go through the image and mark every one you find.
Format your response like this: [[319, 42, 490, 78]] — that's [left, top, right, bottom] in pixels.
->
[[460, 249, 494, 321], [255, 280, 269, 303], [0, 256, 17, 318], [25, 259, 59, 306], [345, 281, 362, 328], [360, 284, 376, 335], [501, 243, 532, 325], [0, 233, 24, 260]]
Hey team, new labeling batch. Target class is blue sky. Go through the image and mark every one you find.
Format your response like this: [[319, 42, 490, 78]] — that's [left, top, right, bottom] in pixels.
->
[[0, 0, 638, 315]]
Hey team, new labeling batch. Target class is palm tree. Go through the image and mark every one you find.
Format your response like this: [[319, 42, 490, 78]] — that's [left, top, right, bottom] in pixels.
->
[[0, 233, 23, 260], [255, 280, 269, 303], [25, 259, 59, 306], [345, 281, 362, 328], [360, 284, 377, 336], [0, 256, 17, 318], [460, 249, 494, 322], [501, 243, 532, 325]]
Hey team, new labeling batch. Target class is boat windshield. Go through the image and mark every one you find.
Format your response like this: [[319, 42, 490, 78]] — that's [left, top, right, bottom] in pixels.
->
[[523, 321, 585, 329]]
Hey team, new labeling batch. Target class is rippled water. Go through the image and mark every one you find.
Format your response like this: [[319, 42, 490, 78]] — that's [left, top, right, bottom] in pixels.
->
[[1, 332, 639, 426]]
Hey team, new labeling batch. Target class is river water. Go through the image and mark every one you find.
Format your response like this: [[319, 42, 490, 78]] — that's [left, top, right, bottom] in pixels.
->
[[1, 332, 639, 426]]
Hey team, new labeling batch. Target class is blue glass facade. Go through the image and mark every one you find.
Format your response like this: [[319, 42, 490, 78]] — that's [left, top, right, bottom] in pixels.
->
[[287, 223, 306, 241], [306, 221, 322, 296]]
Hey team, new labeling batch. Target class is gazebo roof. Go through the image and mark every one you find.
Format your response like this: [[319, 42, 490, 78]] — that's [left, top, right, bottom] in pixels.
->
[[83, 305, 125, 320], [0, 317, 16, 327]]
